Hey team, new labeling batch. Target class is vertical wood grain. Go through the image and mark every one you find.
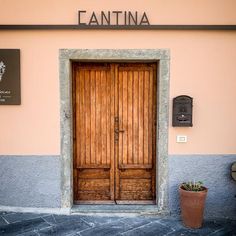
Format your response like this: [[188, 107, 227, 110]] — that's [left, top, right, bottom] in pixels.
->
[[110, 64, 115, 201], [122, 71, 128, 165], [127, 71, 133, 165], [138, 71, 144, 165], [90, 70, 96, 164], [118, 71, 123, 166], [133, 71, 139, 165], [95, 71, 102, 165], [143, 70, 149, 165], [101, 71, 107, 164], [114, 64, 120, 199], [80, 70, 85, 166], [106, 71, 111, 166], [85, 71, 91, 165]]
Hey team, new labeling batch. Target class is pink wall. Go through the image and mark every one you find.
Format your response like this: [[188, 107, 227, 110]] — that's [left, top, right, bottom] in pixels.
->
[[0, 1, 236, 155], [1, 0, 236, 25]]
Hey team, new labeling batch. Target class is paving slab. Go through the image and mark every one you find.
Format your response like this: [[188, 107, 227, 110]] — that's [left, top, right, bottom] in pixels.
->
[[79, 220, 132, 236], [0, 211, 235, 236], [119, 217, 154, 229], [2, 212, 48, 224], [80, 215, 124, 227], [0, 217, 50, 236], [121, 220, 174, 236], [0, 216, 8, 227], [38, 219, 90, 236]]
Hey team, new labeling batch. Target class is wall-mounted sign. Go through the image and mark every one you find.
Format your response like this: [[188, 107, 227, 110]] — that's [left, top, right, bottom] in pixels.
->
[[78, 10, 150, 26], [0, 49, 21, 105]]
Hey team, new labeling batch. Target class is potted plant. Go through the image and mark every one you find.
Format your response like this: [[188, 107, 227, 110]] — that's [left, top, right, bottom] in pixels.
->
[[179, 181, 208, 229]]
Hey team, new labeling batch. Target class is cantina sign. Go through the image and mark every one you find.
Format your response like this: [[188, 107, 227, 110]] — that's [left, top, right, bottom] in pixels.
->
[[78, 10, 150, 26]]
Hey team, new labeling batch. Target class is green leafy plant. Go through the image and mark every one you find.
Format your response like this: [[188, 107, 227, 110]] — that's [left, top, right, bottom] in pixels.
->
[[181, 181, 205, 192]]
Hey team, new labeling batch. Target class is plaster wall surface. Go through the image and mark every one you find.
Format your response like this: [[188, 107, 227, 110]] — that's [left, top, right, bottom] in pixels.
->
[[0, 156, 61, 208], [1, 0, 236, 25], [169, 155, 236, 219], [0, 31, 236, 155], [0, 0, 236, 215]]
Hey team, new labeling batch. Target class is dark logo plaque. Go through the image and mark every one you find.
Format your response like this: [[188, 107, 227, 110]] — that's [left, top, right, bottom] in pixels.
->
[[0, 49, 20, 105]]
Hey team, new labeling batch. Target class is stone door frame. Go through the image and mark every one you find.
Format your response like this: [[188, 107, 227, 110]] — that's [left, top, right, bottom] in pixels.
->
[[59, 49, 170, 213]]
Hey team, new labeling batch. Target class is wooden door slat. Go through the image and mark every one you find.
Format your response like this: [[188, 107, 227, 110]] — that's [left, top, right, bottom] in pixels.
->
[[110, 64, 115, 201], [85, 70, 91, 165], [114, 64, 120, 200], [106, 71, 111, 166], [101, 70, 107, 164], [122, 71, 128, 165], [90, 70, 96, 164], [80, 70, 85, 166], [119, 191, 153, 200], [95, 71, 102, 165], [78, 169, 110, 179], [119, 169, 152, 179], [119, 67, 153, 71], [118, 71, 123, 167], [119, 164, 152, 169], [77, 192, 111, 201], [143, 71, 149, 165], [138, 71, 144, 165], [133, 71, 139, 165], [77, 66, 110, 71], [78, 179, 110, 191], [120, 179, 152, 191], [127, 71, 133, 165]]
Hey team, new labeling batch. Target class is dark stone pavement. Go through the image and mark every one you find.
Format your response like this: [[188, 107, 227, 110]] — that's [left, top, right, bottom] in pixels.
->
[[0, 211, 235, 236]]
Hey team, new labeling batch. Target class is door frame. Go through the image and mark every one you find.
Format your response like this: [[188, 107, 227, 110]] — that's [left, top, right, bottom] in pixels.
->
[[59, 49, 170, 213]]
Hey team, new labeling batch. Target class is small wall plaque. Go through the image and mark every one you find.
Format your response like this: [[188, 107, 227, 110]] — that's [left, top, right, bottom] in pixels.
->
[[0, 49, 21, 105]]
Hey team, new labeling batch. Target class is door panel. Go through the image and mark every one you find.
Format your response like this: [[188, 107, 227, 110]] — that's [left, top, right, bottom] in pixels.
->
[[116, 64, 157, 201], [74, 63, 115, 202], [73, 62, 157, 204]]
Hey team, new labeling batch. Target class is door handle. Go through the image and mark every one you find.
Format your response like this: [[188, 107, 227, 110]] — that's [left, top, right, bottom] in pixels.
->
[[115, 129, 125, 133]]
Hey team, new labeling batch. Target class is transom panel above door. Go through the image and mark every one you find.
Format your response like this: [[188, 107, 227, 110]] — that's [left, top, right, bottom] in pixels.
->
[[73, 62, 157, 204]]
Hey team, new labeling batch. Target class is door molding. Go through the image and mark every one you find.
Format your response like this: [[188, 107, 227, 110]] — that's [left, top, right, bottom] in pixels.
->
[[59, 49, 170, 213]]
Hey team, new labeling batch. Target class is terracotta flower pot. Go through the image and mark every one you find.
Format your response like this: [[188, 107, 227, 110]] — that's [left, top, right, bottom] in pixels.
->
[[179, 186, 208, 229]]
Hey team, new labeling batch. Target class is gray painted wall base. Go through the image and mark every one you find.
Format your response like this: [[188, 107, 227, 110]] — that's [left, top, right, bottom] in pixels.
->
[[1, 155, 235, 219], [0, 156, 61, 208], [169, 155, 236, 219]]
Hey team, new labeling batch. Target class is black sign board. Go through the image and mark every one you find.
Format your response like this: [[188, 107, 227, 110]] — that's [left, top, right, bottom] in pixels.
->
[[0, 49, 21, 105]]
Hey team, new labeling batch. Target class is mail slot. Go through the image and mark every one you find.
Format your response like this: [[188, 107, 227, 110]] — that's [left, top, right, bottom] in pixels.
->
[[172, 95, 193, 127], [231, 162, 236, 181]]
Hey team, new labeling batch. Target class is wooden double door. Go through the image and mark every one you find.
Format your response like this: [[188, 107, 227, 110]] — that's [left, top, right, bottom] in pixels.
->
[[73, 62, 157, 204]]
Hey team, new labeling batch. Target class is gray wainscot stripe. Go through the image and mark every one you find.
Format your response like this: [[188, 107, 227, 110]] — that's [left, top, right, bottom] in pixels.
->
[[169, 155, 236, 219], [0, 155, 61, 208]]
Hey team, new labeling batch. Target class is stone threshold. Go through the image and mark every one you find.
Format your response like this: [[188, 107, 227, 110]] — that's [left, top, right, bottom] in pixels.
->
[[71, 205, 169, 216]]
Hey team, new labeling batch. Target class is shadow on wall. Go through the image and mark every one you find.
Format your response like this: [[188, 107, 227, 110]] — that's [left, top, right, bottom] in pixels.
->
[[169, 155, 236, 219]]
